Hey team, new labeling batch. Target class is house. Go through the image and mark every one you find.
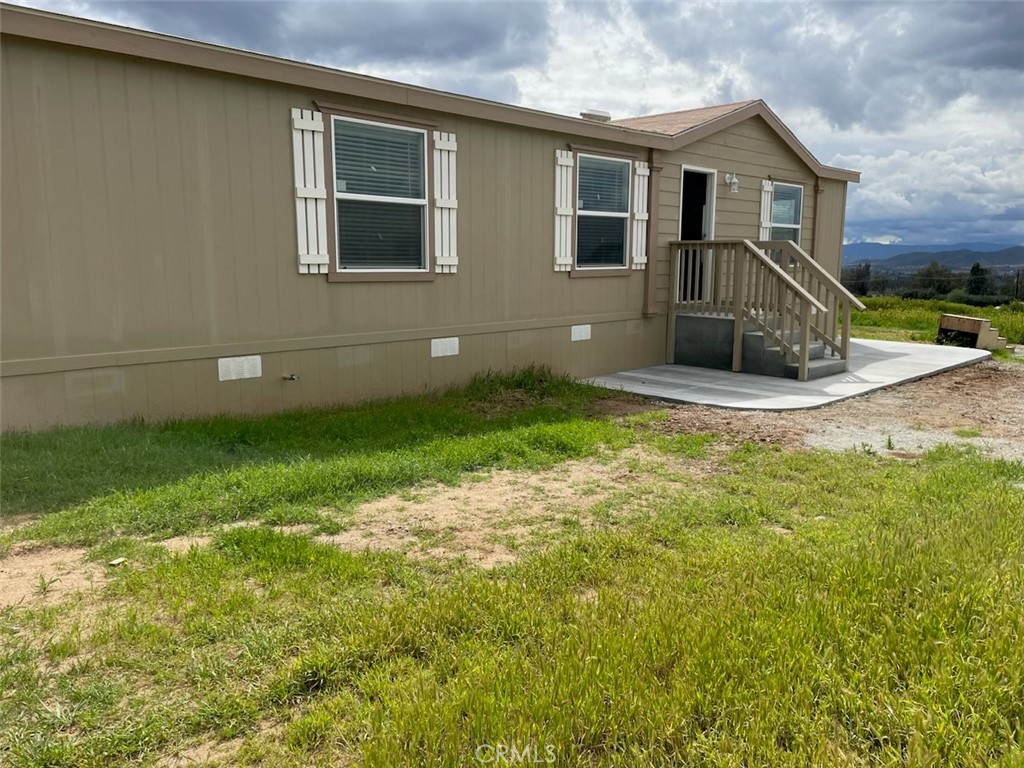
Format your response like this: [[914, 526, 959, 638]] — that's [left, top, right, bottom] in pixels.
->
[[0, 5, 862, 432]]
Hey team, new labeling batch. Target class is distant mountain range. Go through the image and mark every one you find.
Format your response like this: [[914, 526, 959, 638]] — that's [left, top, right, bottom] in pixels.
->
[[844, 243, 1024, 272]]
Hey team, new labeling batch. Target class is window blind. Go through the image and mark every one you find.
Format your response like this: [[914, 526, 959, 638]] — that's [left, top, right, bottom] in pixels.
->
[[771, 184, 802, 227], [577, 217, 627, 266], [337, 199, 424, 269], [578, 156, 630, 213], [335, 119, 424, 200]]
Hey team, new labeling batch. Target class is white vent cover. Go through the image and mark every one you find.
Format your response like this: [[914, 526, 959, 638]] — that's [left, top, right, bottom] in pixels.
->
[[431, 337, 460, 358], [218, 355, 262, 381], [571, 324, 592, 342]]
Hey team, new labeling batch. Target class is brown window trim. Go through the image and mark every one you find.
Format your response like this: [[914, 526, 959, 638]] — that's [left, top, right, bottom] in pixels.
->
[[570, 148, 634, 277], [315, 101, 439, 130], [567, 143, 642, 161], [320, 105, 438, 283], [568, 266, 633, 278]]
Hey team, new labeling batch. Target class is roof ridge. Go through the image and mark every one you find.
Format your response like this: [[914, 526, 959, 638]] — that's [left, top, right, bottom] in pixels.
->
[[611, 99, 758, 123]]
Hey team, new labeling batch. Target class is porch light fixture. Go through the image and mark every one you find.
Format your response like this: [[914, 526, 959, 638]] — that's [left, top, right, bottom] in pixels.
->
[[724, 172, 740, 193]]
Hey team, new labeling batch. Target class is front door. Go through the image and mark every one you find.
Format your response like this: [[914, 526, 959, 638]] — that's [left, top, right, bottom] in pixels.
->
[[679, 170, 714, 301]]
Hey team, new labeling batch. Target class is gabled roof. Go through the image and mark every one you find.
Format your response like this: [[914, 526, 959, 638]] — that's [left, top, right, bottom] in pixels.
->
[[0, 3, 859, 183], [610, 101, 758, 134], [612, 100, 859, 183]]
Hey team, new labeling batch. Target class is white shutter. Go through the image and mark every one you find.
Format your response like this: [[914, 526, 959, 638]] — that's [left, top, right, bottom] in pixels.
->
[[759, 179, 774, 241], [631, 160, 650, 269], [291, 108, 329, 274], [433, 131, 458, 274], [554, 150, 574, 272]]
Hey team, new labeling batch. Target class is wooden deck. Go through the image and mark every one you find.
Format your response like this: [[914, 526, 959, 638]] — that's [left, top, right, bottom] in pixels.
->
[[588, 339, 991, 411]]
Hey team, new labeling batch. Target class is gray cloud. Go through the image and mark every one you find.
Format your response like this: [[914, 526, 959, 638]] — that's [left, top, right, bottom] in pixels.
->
[[630, 1, 1024, 131], [32, 0, 552, 87]]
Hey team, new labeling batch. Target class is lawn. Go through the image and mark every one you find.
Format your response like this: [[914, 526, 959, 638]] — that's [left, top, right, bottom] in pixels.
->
[[2, 369, 1023, 767], [851, 296, 1024, 347]]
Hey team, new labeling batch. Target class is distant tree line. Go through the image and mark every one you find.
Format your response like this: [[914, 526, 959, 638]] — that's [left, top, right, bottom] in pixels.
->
[[842, 261, 1023, 306]]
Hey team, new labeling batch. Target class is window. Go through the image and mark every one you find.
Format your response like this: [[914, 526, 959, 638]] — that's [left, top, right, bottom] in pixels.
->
[[332, 116, 428, 270], [575, 154, 631, 268], [770, 182, 803, 243]]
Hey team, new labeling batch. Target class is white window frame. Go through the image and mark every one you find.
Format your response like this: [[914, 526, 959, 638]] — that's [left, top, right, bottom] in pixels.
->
[[331, 114, 430, 272], [769, 181, 803, 245], [574, 153, 632, 270]]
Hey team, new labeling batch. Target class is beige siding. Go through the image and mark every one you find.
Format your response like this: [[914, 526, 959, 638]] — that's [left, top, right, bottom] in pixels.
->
[[1, 38, 664, 429], [0, 319, 664, 431], [814, 178, 849, 278], [654, 116, 847, 311]]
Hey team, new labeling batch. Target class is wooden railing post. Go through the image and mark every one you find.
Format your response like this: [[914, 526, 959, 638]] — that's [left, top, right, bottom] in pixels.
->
[[841, 301, 851, 362], [732, 245, 746, 372], [799, 302, 811, 381]]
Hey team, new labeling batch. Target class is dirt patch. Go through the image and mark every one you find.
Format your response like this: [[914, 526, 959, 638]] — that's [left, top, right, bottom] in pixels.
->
[[587, 395, 660, 419], [654, 406, 807, 447], [0, 513, 38, 529], [319, 446, 698, 567], [160, 535, 214, 554], [155, 736, 244, 767], [0, 544, 105, 609], [655, 361, 1024, 460]]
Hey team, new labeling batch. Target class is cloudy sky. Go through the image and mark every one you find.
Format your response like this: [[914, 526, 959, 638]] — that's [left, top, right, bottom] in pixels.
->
[[18, 0, 1024, 245]]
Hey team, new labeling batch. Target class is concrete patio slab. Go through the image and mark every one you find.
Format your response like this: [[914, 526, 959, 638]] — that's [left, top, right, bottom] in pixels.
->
[[588, 339, 991, 411]]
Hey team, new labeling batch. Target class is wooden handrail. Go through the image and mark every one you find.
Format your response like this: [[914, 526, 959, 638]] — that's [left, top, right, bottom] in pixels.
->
[[738, 240, 828, 314], [668, 239, 866, 380], [755, 240, 866, 311], [669, 239, 827, 313]]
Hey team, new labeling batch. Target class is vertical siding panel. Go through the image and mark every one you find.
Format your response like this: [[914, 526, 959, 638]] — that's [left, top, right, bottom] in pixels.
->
[[170, 360, 199, 418], [152, 67, 195, 348], [1, 377, 38, 431], [143, 363, 175, 420], [192, 360, 221, 418], [384, 342, 402, 398], [316, 347, 339, 407], [275, 98, 307, 351], [36, 373, 70, 428], [335, 346, 355, 404], [34, 51, 78, 357], [97, 57, 146, 351], [483, 124, 499, 324], [467, 121, 486, 328], [201, 80, 238, 344], [119, 365, 149, 422], [0, 45, 33, 361], [174, 71, 213, 348], [223, 84, 259, 344], [123, 65, 172, 349], [246, 85, 284, 342], [90, 369, 125, 425]]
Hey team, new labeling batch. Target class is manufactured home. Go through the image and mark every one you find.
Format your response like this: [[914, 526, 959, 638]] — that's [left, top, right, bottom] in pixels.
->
[[0, 5, 862, 432]]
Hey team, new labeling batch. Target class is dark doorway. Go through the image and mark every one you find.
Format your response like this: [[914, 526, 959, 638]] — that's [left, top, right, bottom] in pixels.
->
[[679, 170, 712, 301], [680, 170, 710, 240]]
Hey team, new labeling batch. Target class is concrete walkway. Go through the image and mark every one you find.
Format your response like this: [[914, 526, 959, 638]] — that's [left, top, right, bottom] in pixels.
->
[[588, 339, 991, 411]]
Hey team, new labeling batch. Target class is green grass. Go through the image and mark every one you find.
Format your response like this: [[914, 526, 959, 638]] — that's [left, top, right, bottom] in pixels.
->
[[851, 297, 1024, 345], [2, 370, 1023, 766]]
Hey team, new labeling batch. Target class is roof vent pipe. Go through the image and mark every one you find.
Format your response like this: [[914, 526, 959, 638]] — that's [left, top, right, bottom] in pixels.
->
[[579, 109, 611, 123]]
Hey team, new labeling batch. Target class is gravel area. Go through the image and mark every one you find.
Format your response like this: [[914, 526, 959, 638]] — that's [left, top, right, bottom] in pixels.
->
[[658, 360, 1024, 461]]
